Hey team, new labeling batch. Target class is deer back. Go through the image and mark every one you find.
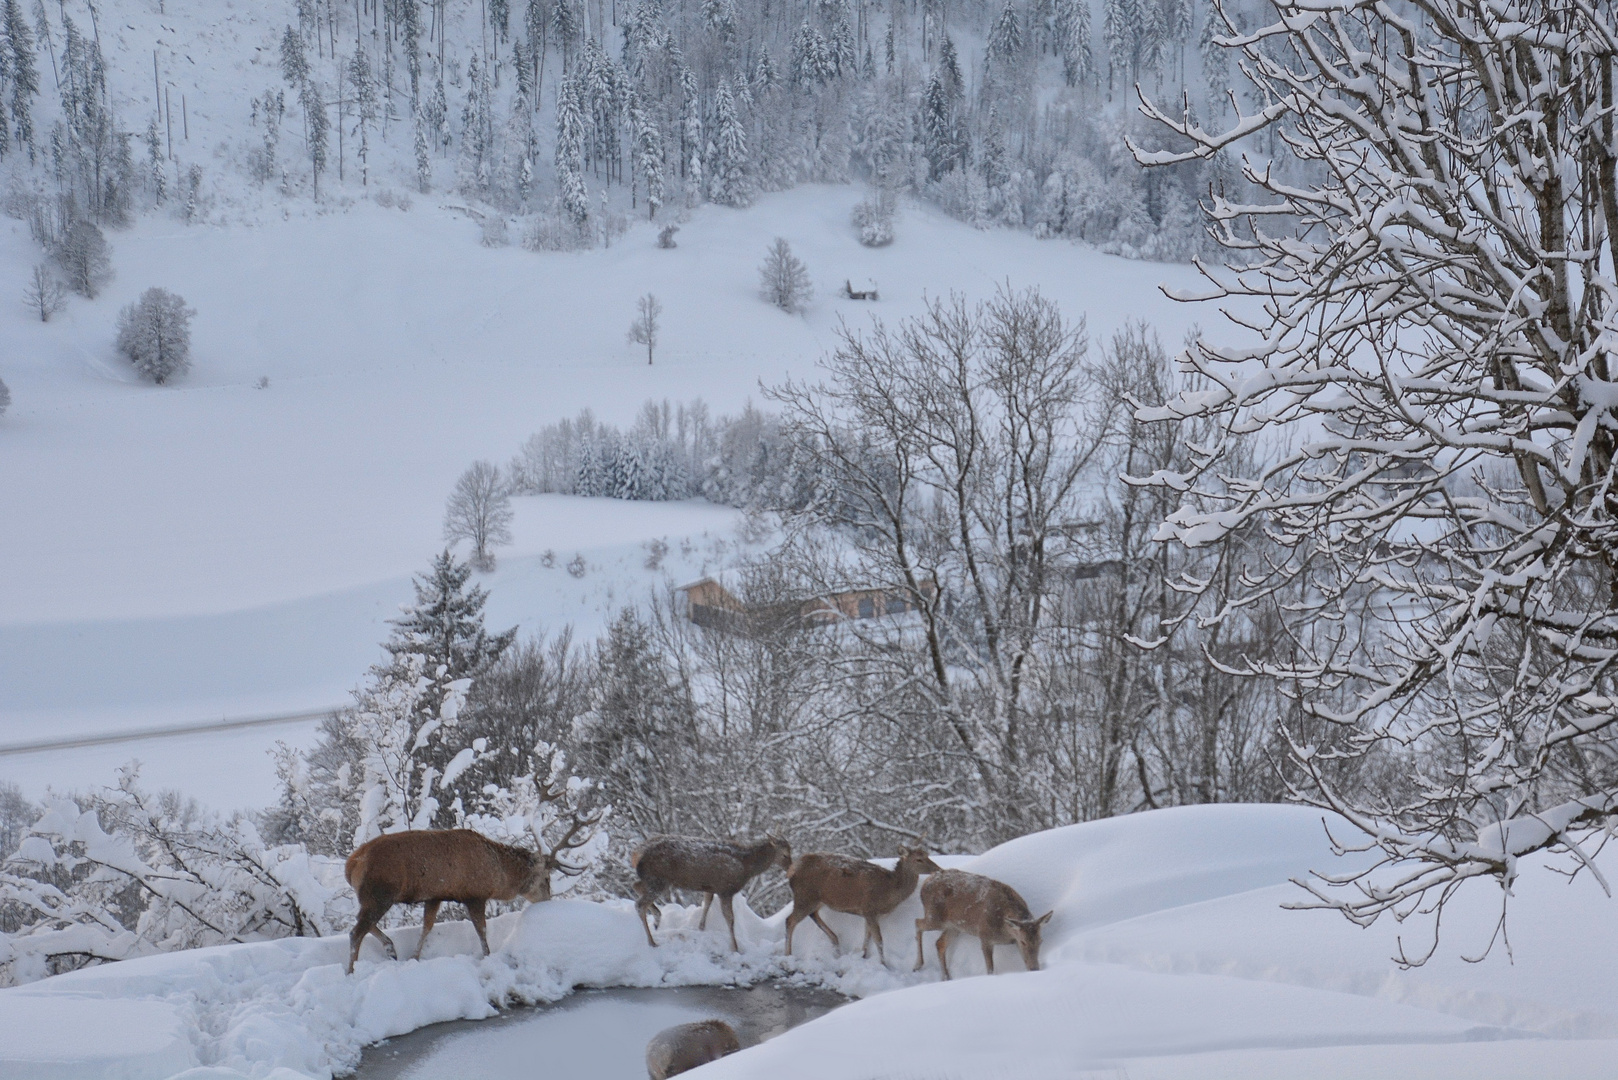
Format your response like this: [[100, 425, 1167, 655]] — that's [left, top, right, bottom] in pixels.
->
[[791, 848, 936, 917], [645, 1019, 740, 1079], [634, 835, 789, 895], [346, 829, 540, 906], [919, 868, 1033, 945]]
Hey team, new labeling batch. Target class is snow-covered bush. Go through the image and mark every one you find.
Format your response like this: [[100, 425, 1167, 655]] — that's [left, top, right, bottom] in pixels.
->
[[521, 207, 593, 252], [1, 768, 349, 987], [116, 288, 195, 385], [56, 220, 113, 299], [851, 192, 895, 247], [479, 214, 510, 247]]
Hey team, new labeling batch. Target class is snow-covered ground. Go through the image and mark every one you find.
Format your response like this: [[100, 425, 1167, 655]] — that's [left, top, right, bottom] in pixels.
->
[[1, 805, 1611, 1079], [0, 183, 1215, 807]]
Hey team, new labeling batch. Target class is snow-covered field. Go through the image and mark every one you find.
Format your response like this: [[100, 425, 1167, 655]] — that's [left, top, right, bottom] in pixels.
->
[[1, 805, 1611, 1080], [0, 182, 1213, 807]]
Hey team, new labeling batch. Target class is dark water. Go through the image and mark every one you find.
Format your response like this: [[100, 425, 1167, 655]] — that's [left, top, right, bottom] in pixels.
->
[[357, 982, 848, 1080]]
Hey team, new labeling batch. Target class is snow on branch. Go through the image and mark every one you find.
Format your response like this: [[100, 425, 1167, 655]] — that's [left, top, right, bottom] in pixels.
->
[[1134, 0, 1618, 959]]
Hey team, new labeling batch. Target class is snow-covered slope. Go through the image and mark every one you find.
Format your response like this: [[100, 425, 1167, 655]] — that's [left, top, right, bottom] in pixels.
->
[[1, 805, 1611, 1079], [0, 183, 1219, 807]]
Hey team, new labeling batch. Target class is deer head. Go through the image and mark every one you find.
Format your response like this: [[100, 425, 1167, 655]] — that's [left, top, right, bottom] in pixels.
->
[[1009, 910, 1054, 972], [764, 834, 793, 872], [523, 756, 607, 900], [896, 846, 943, 875]]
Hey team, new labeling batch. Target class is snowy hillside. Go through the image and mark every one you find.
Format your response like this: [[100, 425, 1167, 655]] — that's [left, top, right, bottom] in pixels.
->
[[1, 806, 1611, 1079], [0, 181, 1215, 806]]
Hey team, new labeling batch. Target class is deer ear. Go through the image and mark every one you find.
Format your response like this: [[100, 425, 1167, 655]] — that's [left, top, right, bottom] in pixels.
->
[[1036, 910, 1053, 928]]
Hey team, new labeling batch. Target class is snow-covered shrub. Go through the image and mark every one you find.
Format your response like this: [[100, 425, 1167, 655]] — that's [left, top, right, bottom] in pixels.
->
[[657, 224, 679, 248], [116, 287, 195, 385], [1, 768, 349, 987], [851, 192, 895, 247], [479, 214, 510, 247], [521, 208, 592, 252]]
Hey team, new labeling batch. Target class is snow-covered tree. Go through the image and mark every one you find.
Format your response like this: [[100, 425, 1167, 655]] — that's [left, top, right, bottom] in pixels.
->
[[1138, 0, 1618, 961], [632, 103, 663, 219], [710, 77, 750, 207], [554, 72, 589, 225], [116, 287, 194, 385], [1, 766, 347, 986], [22, 262, 64, 322], [348, 45, 377, 187], [627, 292, 661, 365], [414, 112, 432, 193], [0, 376, 9, 418], [3, 0, 39, 158], [759, 237, 812, 313], [55, 219, 111, 299], [444, 460, 514, 572], [1055, 0, 1092, 88]]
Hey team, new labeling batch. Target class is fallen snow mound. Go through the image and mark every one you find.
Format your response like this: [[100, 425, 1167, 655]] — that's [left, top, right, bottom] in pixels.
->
[[1, 804, 1614, 1080]]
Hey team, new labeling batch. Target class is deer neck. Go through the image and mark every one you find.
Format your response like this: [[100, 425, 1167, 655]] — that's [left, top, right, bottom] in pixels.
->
[[740, 840, 778, 877], [883, 859, 919, 904]]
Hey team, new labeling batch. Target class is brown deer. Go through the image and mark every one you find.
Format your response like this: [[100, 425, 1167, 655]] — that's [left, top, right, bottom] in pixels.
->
[[644, 1019, 741, 1078], [784, 846, 941, 965], [913, 868, 1053, 980], [344, 784, 602, 973], [632, 835, 793, 951]]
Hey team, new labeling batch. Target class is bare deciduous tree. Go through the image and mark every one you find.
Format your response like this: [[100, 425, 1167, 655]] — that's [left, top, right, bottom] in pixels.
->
[[627, 292, 662, 365], [22, 264, 66, 322], [444, 460, 514, 572], [758, 237, 812, 313], [1138, 0, 1618, 960]]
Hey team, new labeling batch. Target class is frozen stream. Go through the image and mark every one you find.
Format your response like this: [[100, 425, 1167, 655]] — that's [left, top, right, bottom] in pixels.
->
[[356, 983, 848, 1080]]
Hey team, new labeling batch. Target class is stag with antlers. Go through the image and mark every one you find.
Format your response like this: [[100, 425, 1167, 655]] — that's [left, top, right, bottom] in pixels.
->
[[344, 758, 604, 973]]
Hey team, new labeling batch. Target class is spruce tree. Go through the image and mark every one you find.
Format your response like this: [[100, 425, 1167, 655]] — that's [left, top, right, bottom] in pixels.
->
[[711, 77, 750, 207], [4, 0, 38, 158]]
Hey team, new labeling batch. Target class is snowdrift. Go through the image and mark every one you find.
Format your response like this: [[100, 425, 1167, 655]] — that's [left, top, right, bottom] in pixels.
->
[[2, 804, 1614, 1079]]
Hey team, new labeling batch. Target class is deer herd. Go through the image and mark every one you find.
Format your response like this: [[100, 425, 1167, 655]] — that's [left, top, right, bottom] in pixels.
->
[[345, 826, 1052, 979], [344, 826, 1053, 1075]]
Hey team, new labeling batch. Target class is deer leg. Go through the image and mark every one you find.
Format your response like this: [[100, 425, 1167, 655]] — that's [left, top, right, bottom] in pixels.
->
[[347, 908, 377, 975], [981, 938, 995, 975], [784, 901, 809, 956], [634, 880, 661, 947], [467, 898, 491, 957], [412, 900, 442, 961], [913, 918, 929, 972], [719, 892, 739, 952], [698, 891, 715, 931], [935, 929, 954, 980], [808, 910, 841, 952], [866, 917, 887, 966], [369, 923, 399, 960]]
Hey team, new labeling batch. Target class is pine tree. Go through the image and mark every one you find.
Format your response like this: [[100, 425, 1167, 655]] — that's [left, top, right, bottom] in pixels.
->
[[3, 0, 39, 158], [938, 34, 963, 101], [1055, 0, 1091, 88], [414, 111, 432, 192], [921, 73, 959, 180], [348, 45, 376, 186], [1104, 0, 1140, 91], [986, 2, 1022, 74], [145, 117, 166, 203], [633, 103, 663, 218], [303, 79, 328, 195], [711, 77, 750, 207], [427, 75, 450, 153], [555, 72, 589, 225]]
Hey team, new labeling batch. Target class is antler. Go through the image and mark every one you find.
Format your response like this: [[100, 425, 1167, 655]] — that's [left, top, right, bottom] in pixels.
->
[[528, 749, 606, 876]]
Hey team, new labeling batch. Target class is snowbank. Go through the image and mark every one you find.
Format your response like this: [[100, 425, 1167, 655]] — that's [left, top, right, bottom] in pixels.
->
[[2, 804, 1613, 1079]]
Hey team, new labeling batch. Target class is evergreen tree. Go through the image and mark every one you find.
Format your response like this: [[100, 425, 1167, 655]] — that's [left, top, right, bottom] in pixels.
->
[[145, 117, 166, 203], [633, 103, 663, 218], [303, 79, 328, 195], [938, 34, 963, 101], [1055, 0, 1092, 87], [1104, 0, 1140, 90], [3, 0, 38, 157], [414, 111, 432, 191], [711, 77, 750, 207], [348, 45, 376, 186], [986, 2, 1022, 74], [427, 75, 450, 152], [921, 73, 960, 180], [555, 72, 589, 224]]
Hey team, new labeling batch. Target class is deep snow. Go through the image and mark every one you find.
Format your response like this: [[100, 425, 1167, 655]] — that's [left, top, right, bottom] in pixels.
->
[[0, 183, 1218, 808], [1, 805, 1612, 1080]]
